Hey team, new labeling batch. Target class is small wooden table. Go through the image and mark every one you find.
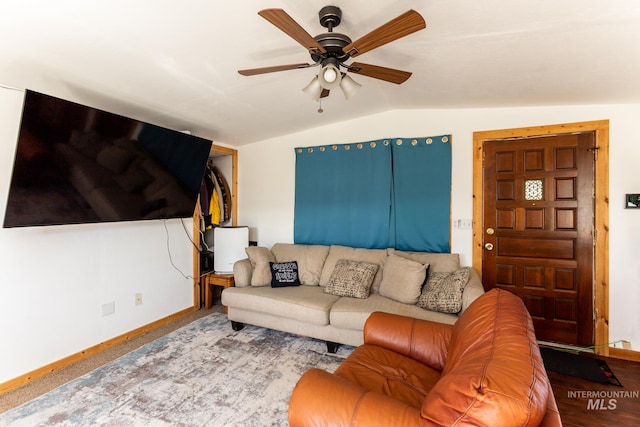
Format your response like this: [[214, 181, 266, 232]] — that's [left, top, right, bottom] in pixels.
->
[[202, 273, 235, 310]]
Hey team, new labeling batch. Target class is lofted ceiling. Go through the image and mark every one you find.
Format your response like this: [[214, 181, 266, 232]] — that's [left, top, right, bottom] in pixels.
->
[[1, 1, 640, 146]]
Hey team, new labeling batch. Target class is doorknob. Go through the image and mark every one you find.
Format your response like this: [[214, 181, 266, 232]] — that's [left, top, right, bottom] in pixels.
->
[[486, 227, 495, 235], [485, 243, 494, 251]]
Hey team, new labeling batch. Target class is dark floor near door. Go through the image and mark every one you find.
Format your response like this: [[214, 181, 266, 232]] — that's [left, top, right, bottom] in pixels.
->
[[547, 354, 640, 426]]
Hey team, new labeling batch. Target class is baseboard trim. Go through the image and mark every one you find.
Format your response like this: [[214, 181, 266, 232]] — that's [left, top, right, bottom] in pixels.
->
[[607, 347, 640, 362], [0, 306, 196, 394]]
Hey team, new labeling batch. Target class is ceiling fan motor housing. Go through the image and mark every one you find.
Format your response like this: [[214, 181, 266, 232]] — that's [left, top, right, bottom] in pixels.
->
[[312, 6, 352, 64], [319, 6, 342, 30]]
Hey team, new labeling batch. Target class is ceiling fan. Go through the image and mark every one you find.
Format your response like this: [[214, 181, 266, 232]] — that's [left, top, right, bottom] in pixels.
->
[[238, 6, 426, 101]]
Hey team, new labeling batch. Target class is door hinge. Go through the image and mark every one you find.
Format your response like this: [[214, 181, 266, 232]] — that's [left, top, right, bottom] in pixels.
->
[[587, 146, 600, 161], [593, 229, 598, 244]]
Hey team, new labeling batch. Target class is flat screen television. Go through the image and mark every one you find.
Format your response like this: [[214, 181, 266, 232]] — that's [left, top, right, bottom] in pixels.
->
[[3, 90, 213, 228]]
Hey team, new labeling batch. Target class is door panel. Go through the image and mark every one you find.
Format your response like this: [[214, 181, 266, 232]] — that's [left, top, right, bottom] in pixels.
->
[[483, 133, 595, 346]]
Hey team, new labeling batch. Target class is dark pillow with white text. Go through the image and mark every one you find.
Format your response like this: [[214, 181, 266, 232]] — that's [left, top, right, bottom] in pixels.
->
[[270, 261, 301, 288]]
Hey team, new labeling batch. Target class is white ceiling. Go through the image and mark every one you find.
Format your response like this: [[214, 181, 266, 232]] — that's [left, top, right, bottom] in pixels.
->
[[2, 0, 640, 146]]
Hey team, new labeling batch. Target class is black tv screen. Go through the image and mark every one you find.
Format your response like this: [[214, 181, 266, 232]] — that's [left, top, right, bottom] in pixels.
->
[[3, 90, 213, 228]]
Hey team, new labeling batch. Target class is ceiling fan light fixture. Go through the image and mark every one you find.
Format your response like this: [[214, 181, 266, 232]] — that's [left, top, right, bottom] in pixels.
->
[[318, 59, 342, 90], [339, 74, 362, 100], [302, 76, 323, 100]]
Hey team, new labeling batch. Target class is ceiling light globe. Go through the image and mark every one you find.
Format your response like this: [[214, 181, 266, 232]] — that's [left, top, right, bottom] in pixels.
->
[[323, 67, 337, 83]]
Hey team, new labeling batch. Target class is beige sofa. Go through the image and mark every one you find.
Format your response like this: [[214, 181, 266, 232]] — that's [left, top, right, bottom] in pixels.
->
[[221, 243, 485, 352]]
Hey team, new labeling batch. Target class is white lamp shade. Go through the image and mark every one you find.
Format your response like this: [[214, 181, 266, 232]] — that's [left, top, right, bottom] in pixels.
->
[[302, 77, 323, 100], [318, 64, 342, 90], [339, 74, 362, 100]]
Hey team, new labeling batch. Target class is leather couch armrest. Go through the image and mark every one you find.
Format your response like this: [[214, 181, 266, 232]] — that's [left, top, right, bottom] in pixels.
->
[[289, 368, 420, 427], [364, 312, 452, 371], [461, 268, 485, 314], [232, 258, 252, 287]]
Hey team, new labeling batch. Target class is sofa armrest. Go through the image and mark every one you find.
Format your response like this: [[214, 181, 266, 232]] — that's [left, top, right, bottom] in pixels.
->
[[461, 268, 485, 314], [364, 312, 452, 371], [232, 258, 252, 287], [289, 368, 420, 427]]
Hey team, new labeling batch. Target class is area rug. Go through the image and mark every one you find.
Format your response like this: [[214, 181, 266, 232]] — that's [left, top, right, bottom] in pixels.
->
[[540, 346, 622, 386], [0, 313, 354, 426]]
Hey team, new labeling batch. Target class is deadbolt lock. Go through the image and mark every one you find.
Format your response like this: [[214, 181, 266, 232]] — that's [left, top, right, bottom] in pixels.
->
[[486, 227, 495, 235], [484, 243, 494, 251]]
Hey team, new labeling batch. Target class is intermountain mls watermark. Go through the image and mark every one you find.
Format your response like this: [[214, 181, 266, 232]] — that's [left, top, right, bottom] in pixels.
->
[[568, 390, 640, 410]]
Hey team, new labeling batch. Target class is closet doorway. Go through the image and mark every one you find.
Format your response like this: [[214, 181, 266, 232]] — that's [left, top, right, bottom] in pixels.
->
[[192, 144, 238, 307]]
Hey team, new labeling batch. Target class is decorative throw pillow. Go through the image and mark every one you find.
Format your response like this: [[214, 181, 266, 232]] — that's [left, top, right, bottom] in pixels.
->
[[417, 267, 471, 313], [379, 253, 429, 304], [319, 245, 386, 293], [245, 246, 275, 287], [324, 259, 379, 299], [270, 261, 301, 288]]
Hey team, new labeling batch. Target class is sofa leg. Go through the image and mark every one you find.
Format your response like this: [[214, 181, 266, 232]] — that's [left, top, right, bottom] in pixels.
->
[[326, 341, 340, 353], [231, 321, 245, 331]]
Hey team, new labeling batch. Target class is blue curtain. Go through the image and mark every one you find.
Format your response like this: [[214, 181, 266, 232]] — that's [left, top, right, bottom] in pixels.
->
[[390, 136, 452, 252], [294, 135, 451, 252], [294, 142, 392, 248]]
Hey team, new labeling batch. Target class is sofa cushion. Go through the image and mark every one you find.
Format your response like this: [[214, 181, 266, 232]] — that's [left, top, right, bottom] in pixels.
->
[[388, 249, 460, 273], [271, 243, 329, 286], [325, 259, 379, 299], [330, 294, 459, 331], [421, 289, 550, 426], [320, 245, 387, 293], [379, 253, 428, 304], [221, 286, 339, 326], [245, 246, 275, 287], [270, 261, 301, 287], [416, 267, 470, 313]]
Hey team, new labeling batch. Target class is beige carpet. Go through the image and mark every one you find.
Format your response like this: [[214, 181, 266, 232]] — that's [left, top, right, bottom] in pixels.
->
[[0, 309, 353, 426], [0, 304, 222, 413]]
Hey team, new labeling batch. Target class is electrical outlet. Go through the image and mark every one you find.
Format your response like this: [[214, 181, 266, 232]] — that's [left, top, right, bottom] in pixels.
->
[[135, 293, 142, 306]]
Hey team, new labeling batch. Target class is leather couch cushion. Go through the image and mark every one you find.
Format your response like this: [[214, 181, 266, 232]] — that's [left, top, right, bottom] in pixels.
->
[[335, 344, 441, 409], [420, 289, 550, 426]]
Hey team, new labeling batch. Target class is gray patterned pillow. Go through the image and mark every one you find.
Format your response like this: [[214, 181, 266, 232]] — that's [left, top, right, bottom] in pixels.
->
[[417, 267, 471, 313], [324, 259, 379, 299]]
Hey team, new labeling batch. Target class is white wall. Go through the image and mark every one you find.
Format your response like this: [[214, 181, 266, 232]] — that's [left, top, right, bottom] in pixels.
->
[[238, 104, 640, 351], [0, 87, 196, 383]]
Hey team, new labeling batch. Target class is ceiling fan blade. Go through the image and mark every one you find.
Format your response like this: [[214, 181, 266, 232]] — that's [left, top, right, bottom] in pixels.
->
[[238, 63, 312, 76], [348, 62, 412, 84], [342, 10, 425, 58], [258, 9, 327, 54]]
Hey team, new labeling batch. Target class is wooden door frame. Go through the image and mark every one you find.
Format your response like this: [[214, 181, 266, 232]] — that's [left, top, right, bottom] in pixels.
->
[[472, 120, 610, 356], [192, 144, 238, 308]]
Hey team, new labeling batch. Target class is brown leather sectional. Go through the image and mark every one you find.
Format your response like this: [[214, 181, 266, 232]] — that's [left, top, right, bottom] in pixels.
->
[[289, 288, 562, 426]]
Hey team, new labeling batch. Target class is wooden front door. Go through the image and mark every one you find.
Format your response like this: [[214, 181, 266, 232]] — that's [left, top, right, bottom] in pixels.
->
[[482, 132, 596, 346]]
